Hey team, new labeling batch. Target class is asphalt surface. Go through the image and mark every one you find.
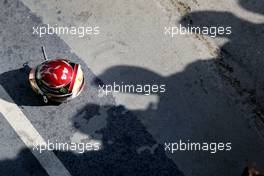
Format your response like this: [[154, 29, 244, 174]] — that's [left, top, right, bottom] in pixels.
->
[[0, 0, 264, 176]]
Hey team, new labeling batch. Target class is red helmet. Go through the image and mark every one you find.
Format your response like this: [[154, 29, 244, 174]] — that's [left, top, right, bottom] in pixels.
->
[[39, 59, 73, 89], [29, 59, 85, 103]]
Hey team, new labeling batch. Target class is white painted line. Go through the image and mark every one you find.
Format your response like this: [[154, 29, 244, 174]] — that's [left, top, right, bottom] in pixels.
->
[[0, 98, 72, 176]]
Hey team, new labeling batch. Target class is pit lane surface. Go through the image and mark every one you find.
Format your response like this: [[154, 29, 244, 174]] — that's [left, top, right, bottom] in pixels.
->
[[0, 0, 264, 176]]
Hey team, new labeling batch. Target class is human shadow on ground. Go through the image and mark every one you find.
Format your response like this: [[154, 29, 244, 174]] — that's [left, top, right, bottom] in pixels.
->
[[89, 0, 264, 174], [0, 0, 264, 175], [95, 62, 264, 175]]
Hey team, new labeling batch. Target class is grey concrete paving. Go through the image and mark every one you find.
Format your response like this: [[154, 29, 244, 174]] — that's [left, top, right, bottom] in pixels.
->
[[0, 0, 264, 175]]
